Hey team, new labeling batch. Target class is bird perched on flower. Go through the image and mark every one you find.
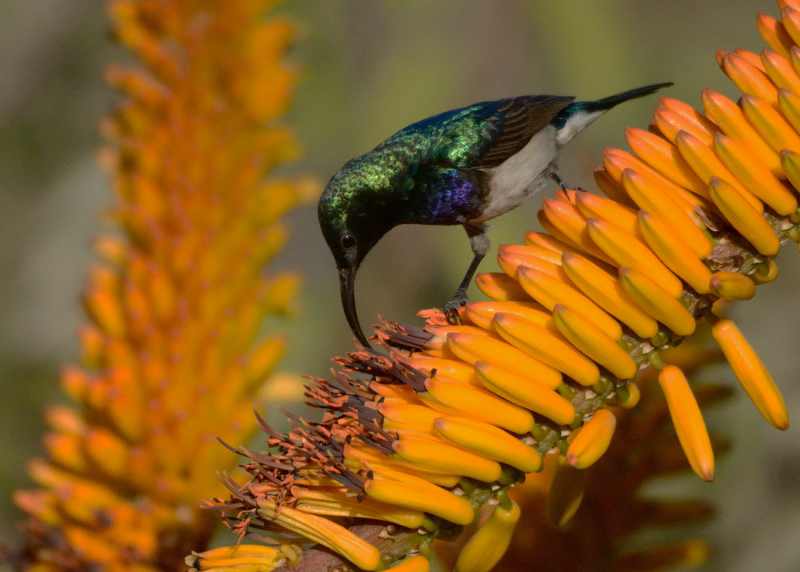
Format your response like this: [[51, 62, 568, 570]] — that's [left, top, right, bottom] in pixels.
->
[[319, 82, 672, 347]]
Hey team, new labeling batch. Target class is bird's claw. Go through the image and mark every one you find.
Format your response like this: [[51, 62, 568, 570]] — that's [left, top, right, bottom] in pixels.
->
[[549, 171, 567, 190], [443, 291, 469, 324], [550, 171, 588, 193]]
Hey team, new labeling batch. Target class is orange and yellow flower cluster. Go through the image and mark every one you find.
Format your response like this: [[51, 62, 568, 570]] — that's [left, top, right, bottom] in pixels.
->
[[14, 1, 311, 570], [491, 339, 728, 572], [206, 3, 800, 571]]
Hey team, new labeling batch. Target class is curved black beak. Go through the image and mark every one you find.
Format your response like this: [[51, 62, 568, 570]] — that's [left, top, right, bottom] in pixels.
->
[[339, 266, 371, 349]]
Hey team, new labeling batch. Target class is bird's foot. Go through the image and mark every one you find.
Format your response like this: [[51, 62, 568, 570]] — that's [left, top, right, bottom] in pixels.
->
[[443, 290, 469, 324], [550, 171, 568, 190], [549, 171, 589, 193]]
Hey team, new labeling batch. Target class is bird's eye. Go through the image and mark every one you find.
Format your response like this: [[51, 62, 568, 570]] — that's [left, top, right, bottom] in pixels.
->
[[341, 233, 356, 249]]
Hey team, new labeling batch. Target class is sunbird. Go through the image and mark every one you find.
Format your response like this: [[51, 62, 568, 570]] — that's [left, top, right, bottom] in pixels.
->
[[319, 82, 672, 347]]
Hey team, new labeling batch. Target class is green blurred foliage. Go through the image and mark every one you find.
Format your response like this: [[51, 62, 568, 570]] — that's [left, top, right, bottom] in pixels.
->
[[1, 1, 798, 570]]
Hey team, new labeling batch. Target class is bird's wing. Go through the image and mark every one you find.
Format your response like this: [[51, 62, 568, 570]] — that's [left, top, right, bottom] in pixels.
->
[[468, 95, 575, 169]]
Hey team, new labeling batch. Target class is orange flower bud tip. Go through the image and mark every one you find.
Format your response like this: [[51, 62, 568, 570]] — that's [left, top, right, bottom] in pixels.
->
[[714, 133, 797, 215], [574, 191, 638, 235], [566, 409, 616, 469], [658, 366, 715, 482], [464, 300, 550, 331], [757, 12, 794, 58], [407, 354, 479, 385], [708, 178, 779, 256], [712, 319, 789, 430], [561, 251, 659, 339], [500, 243, 562, 266], [424, 361, 536, 433], [517, 264, 624, 339], [446, 331, 561, 392], [587, 216, 684, 298], [723, 53, 779, 105], [552, 304, 637, 380], [365, 476, 474, 526], [387, 555, 430, 571], [637, 211, 712, 294], [523, 231, 572, 254], [710, 272, 756, 300], [735, 49, 767, 72], [426, 325, 489, 350], [475, 272, 530, 301], [618, 268, 696, 337], [711, 298, 734, 318], [434, 416, 542, 473], [474, 359, 576, 424], [498, 251, 567, 282], [491, 312, 598, 388], [784, 7, 800, 46], [393, 434, 503, 483]]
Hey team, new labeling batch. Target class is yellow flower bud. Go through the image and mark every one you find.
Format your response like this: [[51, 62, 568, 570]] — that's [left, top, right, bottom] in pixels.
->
[[540, 197, 612, 262], [757, 13, 794, 58], [621, 168, 712, 258], [365, 474, 474, 526], [637, 211, 712, 294], [561, 251, 659, 339], [709, 272, 756, 300], [474, 361, 576, 425], [492, 312, 599, 387], [701, 89, 781, 174], [517, 266, 623, 339], [658, 366, 715, 481], [587, 217, 683, 298], [475, 272, 529, 302], [712, 320, 789, 429], [423, 369, 535, 433], [566, 409, 617, 469], [258, 500, 381, 571], [713, 132, 797, 215], [625, 127, 707, 196], [574, 191, 639, 235], [552, 305, 637, 380], [393, 433, 502, 483], [708, 178, 779, 256], [386, 555, 430, 571], [721, 52, 778, 105], [618, 268, 696, 337], [447, 332, 561, 390], [434, 416, 542, 473], [455, 500, 521, 572], [464, 300, 550, 331]]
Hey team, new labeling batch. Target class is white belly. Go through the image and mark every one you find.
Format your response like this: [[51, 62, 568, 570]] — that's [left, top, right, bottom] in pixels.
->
[[474, 126, 558, 223]]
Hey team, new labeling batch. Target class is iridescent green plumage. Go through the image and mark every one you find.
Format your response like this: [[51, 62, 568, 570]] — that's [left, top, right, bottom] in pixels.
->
[[318, 95, 573, 266]]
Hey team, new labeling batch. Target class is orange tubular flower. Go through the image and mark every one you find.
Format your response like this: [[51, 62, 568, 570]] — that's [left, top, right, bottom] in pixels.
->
[[207, 3, 800, 571], [15, 1, 311, 570], [491, 340, 729, 572]]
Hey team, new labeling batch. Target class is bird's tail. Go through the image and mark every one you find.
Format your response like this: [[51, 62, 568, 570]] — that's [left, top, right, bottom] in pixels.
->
[[579, 82, 674, 113], [553, 82, 672, 145]]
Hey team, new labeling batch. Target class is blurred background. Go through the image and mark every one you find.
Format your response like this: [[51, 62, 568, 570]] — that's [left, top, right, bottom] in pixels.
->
[[1, 1, 798, 570]]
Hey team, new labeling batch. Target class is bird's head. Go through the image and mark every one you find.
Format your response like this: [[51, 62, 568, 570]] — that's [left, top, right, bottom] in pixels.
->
[[318, 161, 398, 348]]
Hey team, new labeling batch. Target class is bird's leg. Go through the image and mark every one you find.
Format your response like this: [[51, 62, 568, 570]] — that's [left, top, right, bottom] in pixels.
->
[[444, 224, 489, 324], [549, 169, 568, 190], [549, 166, 587, 192]]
